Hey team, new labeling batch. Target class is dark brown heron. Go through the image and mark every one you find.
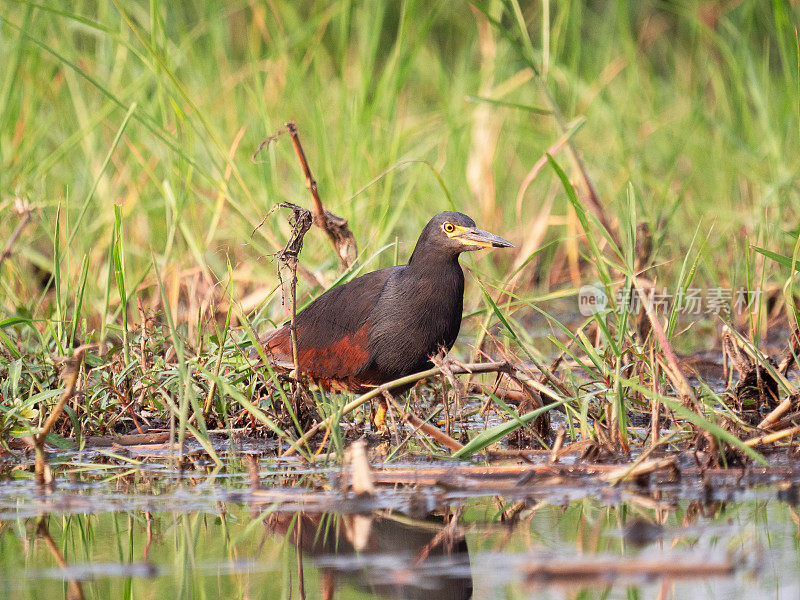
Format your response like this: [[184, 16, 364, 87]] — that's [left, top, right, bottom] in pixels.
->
[[262, 211, 513, 421]]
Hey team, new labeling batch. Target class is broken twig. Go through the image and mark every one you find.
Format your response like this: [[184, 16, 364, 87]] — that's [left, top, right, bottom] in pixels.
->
[[286, 122, 357, 269], [34, 347, 86, 488], [272, 202, 313, 374]]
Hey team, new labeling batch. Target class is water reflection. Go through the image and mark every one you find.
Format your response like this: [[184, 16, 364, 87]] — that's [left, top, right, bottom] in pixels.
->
[[266, 510, 472, 599], [35, 516, 86, 600], [1, 459, 800, 599]]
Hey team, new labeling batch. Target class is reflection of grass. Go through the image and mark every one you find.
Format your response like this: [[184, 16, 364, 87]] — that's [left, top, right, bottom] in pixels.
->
[[0, 494, 789, 599], [1, 2, 799, 462]]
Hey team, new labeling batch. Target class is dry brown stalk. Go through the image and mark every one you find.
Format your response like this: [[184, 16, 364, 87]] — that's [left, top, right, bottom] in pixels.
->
[[514, 352, 574, 401], [758, 331, 800, 429], [386, 395, 464, 453], [136, 297, 148, 372], [767, 409, 800, 432], [346, 439, 376, 495], [381, 389, 402, 446], [778, 328, 800, 375], [286, 122, 357, 269], [649, 342, 660, 450], [34, 347, 86, 487], [547, 334, 578, 375], [744, 424, 800, 447], [514, 119, 583, 220], [634, 277, 698, 410], [469, 381, 526, 403], [431, 354, 463, 435], [758, 397, 796, 430], [549, 428, 566, 463], [477, 373, 504, 417], [527, 52, 621, 248], [248, 128, 337, 288], [543, 439, 595, 462], [270, 202, 313, 375]]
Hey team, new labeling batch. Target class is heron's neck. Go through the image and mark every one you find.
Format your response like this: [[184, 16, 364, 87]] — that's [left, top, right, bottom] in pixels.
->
[[407, 250, 462, 275]]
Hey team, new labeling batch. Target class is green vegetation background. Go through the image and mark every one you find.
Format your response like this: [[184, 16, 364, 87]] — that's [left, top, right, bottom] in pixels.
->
[[1, 4, 799, 595], [0, 1, 797, 408]]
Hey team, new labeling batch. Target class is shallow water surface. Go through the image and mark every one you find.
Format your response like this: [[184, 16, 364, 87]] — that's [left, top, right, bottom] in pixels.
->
[[1, 447, 799, 599]]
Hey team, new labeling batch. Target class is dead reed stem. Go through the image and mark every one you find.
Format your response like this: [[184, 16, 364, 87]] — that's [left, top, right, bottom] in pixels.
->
[[633, 277, 698, 410], [34, 347, 85, 487], [744, 424, 800, 447], [386, 395, 464, 452], [286, 122, 356, 269]]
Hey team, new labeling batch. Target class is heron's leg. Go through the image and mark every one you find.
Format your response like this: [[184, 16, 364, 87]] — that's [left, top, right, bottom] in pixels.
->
[[373, 395, 388, 430]]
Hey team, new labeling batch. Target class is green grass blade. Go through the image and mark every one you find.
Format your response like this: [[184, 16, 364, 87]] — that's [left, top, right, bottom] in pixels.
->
[[452, 398, 569, 459], [113, 205, 130, 366]]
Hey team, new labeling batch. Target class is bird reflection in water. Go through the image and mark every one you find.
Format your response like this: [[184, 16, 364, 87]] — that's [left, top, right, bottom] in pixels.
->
[[265, 509, 473, 600]]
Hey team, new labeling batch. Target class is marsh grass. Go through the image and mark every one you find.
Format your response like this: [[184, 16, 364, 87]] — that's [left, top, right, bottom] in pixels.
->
[[1, 1, 799, 468]]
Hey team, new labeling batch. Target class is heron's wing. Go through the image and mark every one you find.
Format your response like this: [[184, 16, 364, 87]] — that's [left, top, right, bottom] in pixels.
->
[[263, 266, 400, 383]]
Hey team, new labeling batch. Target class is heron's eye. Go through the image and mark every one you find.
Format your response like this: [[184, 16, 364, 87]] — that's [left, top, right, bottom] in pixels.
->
[[443, 222, 455, 234]]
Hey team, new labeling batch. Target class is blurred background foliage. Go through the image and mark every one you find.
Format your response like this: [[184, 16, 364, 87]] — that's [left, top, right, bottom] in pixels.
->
[[0, 0, 798, 345]]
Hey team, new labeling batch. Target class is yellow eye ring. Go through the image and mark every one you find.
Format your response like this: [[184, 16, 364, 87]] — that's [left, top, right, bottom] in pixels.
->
[[443, 222, 455, 234]]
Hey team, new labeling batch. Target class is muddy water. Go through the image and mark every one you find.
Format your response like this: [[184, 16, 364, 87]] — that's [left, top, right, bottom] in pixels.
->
[[1, 446, 799, 600]]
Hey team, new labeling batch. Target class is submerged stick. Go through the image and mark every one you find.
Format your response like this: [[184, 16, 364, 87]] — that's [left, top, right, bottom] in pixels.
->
[[602, 455, 678, 484], [283, 361, 509, 457], [55, 428, 248, 448], [522, 556, 733, 582]]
